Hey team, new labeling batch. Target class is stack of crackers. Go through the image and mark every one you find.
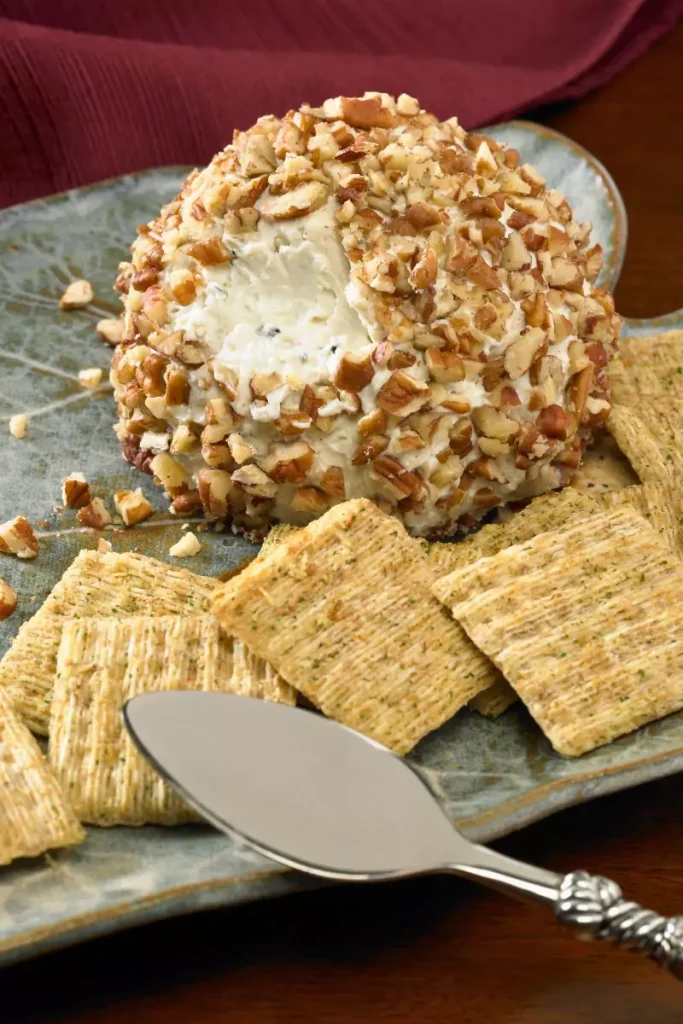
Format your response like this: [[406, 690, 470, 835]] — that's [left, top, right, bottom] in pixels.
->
[[1, 331, 682, 867], [0, 550, 295, 864]]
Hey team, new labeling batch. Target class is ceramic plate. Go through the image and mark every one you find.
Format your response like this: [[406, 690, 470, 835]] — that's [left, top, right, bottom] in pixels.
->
[[1, 122, 681, 967]]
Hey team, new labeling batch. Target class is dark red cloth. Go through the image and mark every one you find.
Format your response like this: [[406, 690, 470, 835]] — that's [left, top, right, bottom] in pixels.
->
[[0, 0, 681, 208]]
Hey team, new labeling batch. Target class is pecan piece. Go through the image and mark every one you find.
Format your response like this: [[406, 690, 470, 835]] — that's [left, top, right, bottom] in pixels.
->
[[425, 348, 465, 383], [260, 441, 314, 483], [320, 467, 346, 499], [471, 405, 519, 441], [231, 465, 278, 498], [503, 328, 545, 381], [59, 279, 93, 310], [352, 434, 389, 466], [406, 202, 442, 231], [77, 498, 112, 530], [78, 367, 103, 389], [0, 517, 39, 559], [186, 236, 231, 266], [0, 579, 18, 621], [150, 452, 191, 496], [165, 368, 190, 406], [340, 95, 395, 129], [537, 404, 573, 440], [357, 409, 387, 437], [372, 454, 423, 499], [96, 318, 124, 346], [548, 258, 584, 292], [377, 371, 430, 416], [62, 472, 92, 509], [132, 267, 158, 292], [333, 353, 374, 393], [169, 532, 202, 558], [291, 487, 329, 514], [260, 181, 328, 221], [501, 231, 531, 271], [114, 489, 154, 526], [467, 255, 500, 290], [197, 469, 232, 517], [439, 148, 474, 175], [169, 269, 197, 306], [449, 418, 474, 456], [9, 414, 28, 439], [171, 489, 203, 516], [568, 365, 594, 422]]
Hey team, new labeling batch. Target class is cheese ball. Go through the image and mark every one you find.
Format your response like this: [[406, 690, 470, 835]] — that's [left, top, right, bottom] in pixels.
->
[[111, 92, 619, 538]]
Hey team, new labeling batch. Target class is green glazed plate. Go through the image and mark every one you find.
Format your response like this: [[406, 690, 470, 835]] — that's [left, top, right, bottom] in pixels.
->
[[1, 122, 682, 967]]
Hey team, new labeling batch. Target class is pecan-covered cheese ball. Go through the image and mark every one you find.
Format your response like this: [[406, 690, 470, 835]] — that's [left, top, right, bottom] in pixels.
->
[[111, 92, 619, 538]]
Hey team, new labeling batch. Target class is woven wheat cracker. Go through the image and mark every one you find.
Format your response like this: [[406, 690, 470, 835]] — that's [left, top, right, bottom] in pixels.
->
[[0, 550, 218, 735], [422, 489, 604, 720], [0, 694, 84, 864], [425, 488, 601, 576], [212, 499, 496, 755], [468, 679, 518, 719], [50, 613, 294, 825], [434, 507, 683, 756], [604, 483, 683, 558], [258, 524, 299, 560], [607, 333, 683, 484], [570, 432, 639, 495]]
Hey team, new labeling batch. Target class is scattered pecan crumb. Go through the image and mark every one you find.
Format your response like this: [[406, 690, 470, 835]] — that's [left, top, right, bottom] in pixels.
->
[[62, 473, 92, 509], [114, 489, 155, 526], [169, 531, 202, 557], [78, 367, 104, 389], [8, 414, 28, 439], [77, 497, 112, 530], [0, 517, 39, 559], [0, 579, 18, 620], [59, 279, 94, 309], [96, 318, 124, 346]]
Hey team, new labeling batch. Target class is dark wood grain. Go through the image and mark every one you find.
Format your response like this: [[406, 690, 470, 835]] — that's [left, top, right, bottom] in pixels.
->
[[5, 22, 683, 1024]]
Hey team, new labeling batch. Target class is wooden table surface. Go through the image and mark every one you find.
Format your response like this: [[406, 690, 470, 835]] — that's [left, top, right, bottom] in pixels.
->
[[6, 21, 683, 1024]]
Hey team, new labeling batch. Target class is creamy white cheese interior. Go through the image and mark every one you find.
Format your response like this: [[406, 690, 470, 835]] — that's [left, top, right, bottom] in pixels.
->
[[171, 200, 374, 417]]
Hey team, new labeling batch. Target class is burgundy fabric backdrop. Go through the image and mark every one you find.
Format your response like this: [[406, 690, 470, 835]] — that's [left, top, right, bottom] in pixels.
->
[[0, 0, 681, 208]]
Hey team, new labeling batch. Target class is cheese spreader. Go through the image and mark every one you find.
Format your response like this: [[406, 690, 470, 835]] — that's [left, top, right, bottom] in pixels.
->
[[123, 691, 683, 979]]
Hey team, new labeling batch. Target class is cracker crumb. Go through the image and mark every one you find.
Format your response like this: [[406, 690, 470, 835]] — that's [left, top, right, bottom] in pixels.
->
[[97, 538, 113, 553], [169, 532, 202, 558], [8, 414, 28, 439], [59, 279, 94, 310]]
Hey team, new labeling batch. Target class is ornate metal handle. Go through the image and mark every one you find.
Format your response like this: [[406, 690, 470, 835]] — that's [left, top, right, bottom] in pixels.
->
[[556, 871, 683, 980]]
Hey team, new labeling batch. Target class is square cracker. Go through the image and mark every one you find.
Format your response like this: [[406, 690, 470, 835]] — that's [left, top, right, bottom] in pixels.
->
[[0, 550, 281, 736], [424, 488, 602, 578], [50, 613, 294, 826], [211, 499, 496, 755], [423, 489, 605, 720], [258, 524, 299, 560], [433, 506, 683, 757], [570, 432, 639, 495], [607, 332, 683, 484], [604, 483, 683, 559], [0, 695, 84, 865]]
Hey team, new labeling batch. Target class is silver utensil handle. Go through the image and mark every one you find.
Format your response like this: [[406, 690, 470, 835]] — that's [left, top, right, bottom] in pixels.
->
[[556, 871, 683, 980]]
